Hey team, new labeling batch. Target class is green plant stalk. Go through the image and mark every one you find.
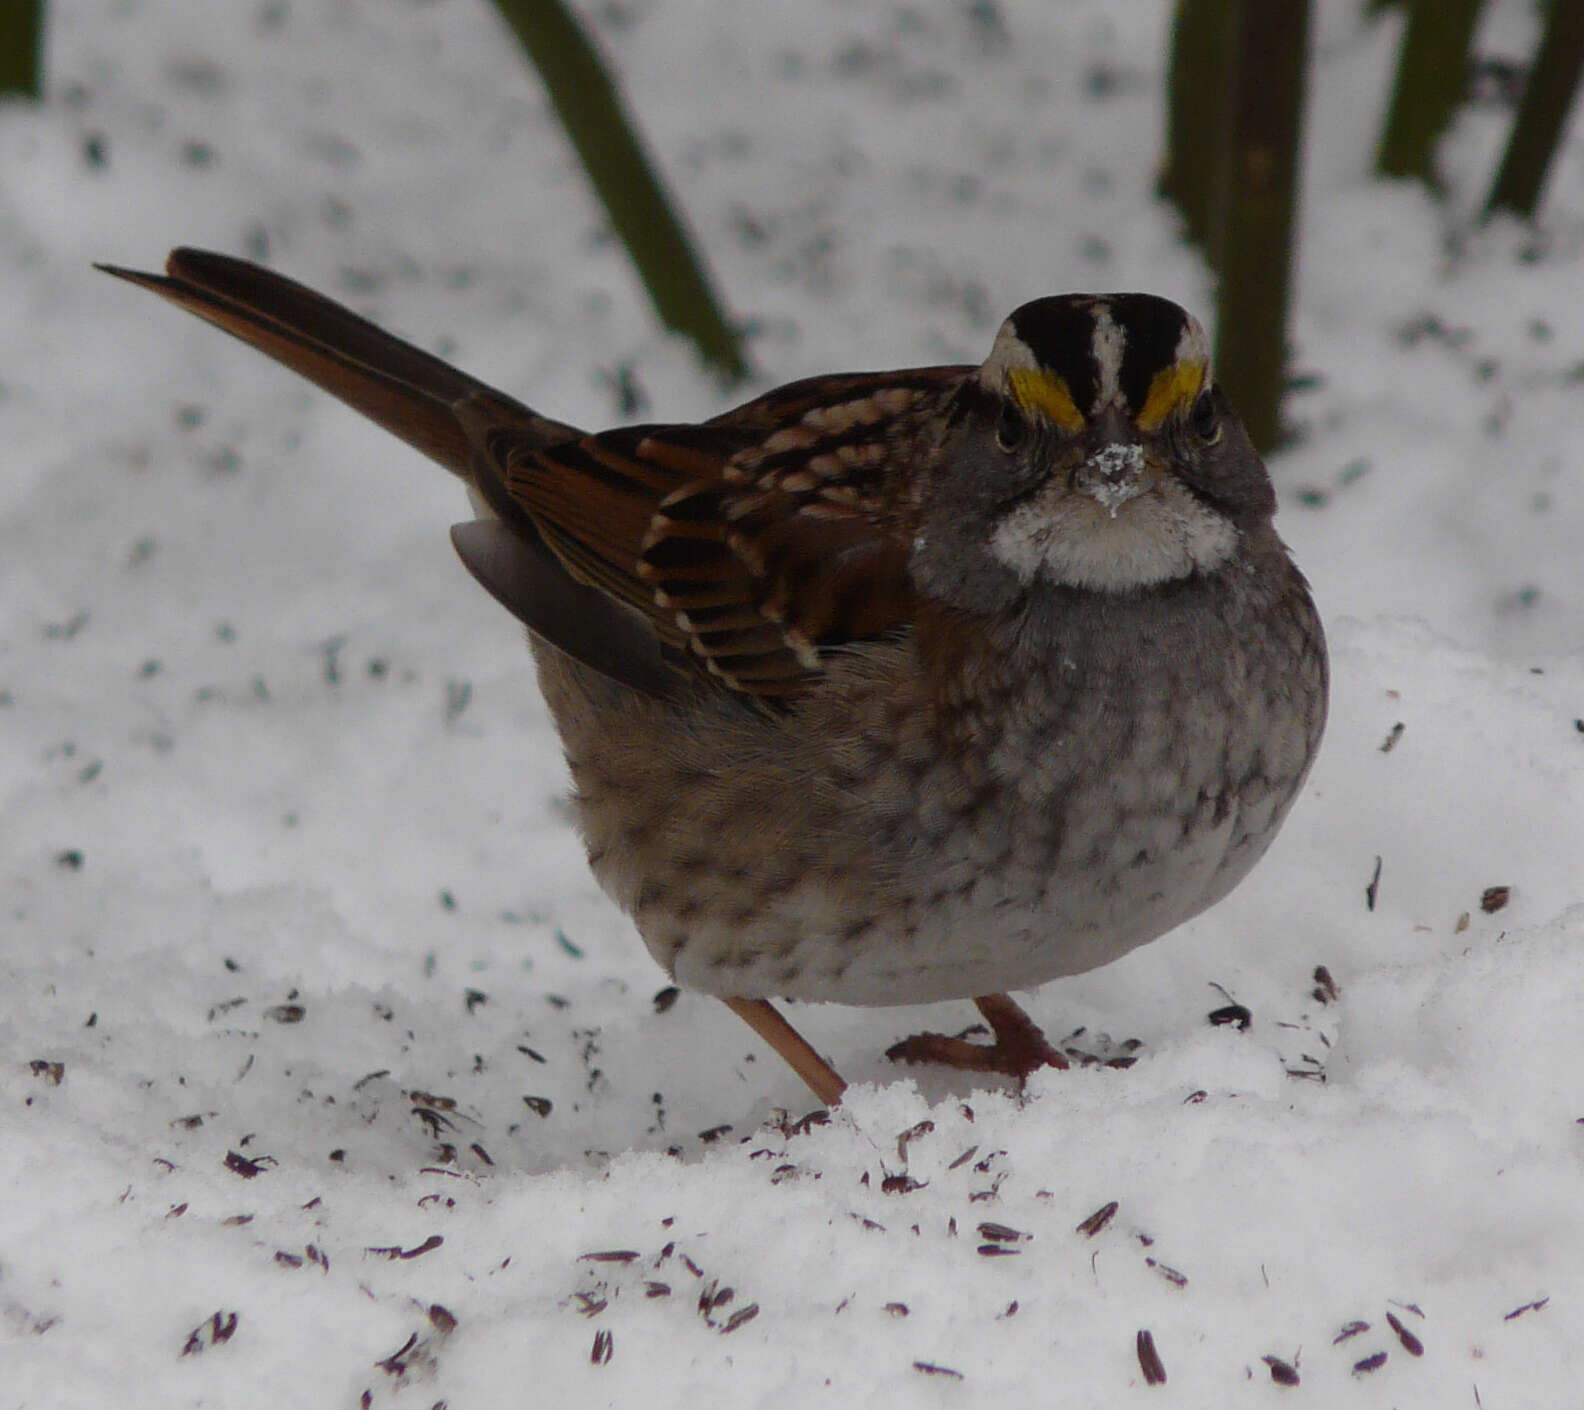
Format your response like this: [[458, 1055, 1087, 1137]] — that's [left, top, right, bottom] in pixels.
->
[[1485, 0, 1584, 220], [492, 0, 748, 383], [0, 0, 44, 98], [1159, 0, 1239, 267], [1211, 0, 1310, 454], [1375, 0, 1486, 184]]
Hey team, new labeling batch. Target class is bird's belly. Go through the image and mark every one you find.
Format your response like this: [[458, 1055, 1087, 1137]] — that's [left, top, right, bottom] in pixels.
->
[[554, 600, 1321, 1011], [668, 799, 1257, 1007]]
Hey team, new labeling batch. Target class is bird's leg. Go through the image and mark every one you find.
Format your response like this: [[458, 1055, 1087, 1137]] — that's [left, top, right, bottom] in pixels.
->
[[722, 997, 848, 1107], [886, 992, 1069, 1081]]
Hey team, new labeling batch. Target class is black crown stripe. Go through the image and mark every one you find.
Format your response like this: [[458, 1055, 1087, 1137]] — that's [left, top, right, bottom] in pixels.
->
[[1007, 298, 1100, 420], [1008, 293, 1192, 419], [1110, 294, 1191, 416]]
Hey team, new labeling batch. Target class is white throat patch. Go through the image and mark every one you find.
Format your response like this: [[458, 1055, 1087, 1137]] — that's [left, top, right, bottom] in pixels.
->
[[990, 475, 1237, 592]]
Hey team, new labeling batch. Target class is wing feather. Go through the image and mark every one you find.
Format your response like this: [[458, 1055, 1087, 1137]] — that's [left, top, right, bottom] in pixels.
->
[[476, 367, 970, 702]]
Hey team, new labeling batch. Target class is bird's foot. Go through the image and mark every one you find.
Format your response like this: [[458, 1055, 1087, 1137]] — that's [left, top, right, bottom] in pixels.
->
[[886, 992, 1069, 1082]]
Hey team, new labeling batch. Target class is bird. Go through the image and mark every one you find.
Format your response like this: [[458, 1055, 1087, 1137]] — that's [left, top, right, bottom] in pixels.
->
[[100, 248, 1328, 1108]]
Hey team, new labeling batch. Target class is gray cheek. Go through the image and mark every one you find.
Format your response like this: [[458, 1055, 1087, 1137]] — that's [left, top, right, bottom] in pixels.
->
[[910, 523, 1026, 615]]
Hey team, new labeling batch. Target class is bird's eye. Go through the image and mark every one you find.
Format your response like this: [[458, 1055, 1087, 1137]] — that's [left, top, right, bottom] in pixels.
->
[[1190, 389, 1220, 442], [996, 401, 1026, 452]]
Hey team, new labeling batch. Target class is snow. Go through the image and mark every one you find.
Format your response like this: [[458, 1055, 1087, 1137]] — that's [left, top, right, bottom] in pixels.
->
[[3, 0, 1583, 1404]]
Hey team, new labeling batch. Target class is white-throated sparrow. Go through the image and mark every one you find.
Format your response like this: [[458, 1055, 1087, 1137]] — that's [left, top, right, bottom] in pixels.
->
[[102, 249, 1327, 1107]]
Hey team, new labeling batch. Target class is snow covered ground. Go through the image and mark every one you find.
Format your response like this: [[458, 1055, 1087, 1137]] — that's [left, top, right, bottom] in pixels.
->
[[4, 0, 1583, 1404]]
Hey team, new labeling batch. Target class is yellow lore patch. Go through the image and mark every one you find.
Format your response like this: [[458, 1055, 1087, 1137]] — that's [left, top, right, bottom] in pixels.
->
[[1135, 358, 1207, 431], [1007, 367, 1085, 432]]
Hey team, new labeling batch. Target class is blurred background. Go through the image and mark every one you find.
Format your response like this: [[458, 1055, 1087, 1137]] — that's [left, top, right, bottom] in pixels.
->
[[3, 3, 1582, 1404]]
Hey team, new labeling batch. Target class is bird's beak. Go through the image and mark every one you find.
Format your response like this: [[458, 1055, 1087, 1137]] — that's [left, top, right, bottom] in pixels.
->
[[1069, 406, 1157, 517]]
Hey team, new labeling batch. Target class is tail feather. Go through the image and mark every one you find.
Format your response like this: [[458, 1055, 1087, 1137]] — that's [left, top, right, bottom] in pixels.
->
[[96, 249, 578, 477], [102, 247, 677, 699]]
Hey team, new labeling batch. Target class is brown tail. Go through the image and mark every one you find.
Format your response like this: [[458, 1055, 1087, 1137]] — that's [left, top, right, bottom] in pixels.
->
[[96, 248, 578, 476], [102, 248, 675, 698]]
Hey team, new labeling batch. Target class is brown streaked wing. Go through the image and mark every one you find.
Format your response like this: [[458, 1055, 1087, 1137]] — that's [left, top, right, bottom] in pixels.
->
[[706, 365, 971, 431], [490, 423, 760, 659], [485, 370, 962, 702]]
